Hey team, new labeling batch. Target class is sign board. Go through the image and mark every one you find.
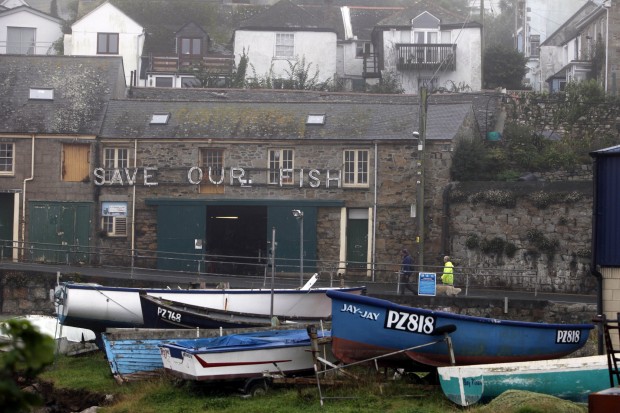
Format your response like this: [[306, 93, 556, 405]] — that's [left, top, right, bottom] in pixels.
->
[[101, 201, 127, 217], [418, 272, 437, 296]]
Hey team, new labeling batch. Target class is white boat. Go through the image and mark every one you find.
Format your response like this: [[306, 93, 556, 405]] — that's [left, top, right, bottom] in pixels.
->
[[1, 315, 97, 355], [438, 355, 610, 406], [159, 328, 331, 382], [55, 279, 365, 333]]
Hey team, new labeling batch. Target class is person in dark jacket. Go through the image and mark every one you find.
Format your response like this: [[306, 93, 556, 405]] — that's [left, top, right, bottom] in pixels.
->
[[399, 249, 416, 294]]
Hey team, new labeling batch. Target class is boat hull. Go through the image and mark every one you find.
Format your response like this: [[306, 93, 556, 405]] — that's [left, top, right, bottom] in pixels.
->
[[326, 290, 594, 367], [438, 355, 610, 406], [159, 329, 331, 382], [101, 326, 307, 382], [56, 283, 364, 332], [139, 294, 326, 329]]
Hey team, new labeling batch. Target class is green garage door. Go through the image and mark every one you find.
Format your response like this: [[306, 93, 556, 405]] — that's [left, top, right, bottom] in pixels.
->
[[156, 204, 206, 271], [28, 202, 91, 264]]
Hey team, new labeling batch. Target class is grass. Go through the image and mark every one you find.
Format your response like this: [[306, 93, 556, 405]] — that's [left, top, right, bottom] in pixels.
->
[[39, 351, 588, 413], [39, 351, 462, 413]]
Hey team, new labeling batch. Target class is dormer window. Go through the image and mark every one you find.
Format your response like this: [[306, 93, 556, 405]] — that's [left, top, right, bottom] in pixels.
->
[[411, 12, 440, 44]]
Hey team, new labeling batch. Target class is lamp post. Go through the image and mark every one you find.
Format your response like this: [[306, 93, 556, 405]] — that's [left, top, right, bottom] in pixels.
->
[[291, 209, 304, 287]]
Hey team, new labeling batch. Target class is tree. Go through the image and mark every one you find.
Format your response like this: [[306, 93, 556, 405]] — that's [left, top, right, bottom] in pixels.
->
[[483, 44, 528, 89], [0, 319, 55, 412], [484, 0, 516, 50]]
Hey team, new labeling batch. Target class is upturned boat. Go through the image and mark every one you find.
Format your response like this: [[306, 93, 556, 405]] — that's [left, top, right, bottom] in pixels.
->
[[438, 355, 610, 406]]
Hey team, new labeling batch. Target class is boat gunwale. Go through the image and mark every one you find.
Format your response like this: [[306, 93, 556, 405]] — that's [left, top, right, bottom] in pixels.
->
[[326, 290, 595, 330], [62, 282, 366, 295]]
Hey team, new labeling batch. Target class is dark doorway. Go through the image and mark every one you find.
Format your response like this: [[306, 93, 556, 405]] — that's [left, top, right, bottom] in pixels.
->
[[0, 193, 14, 259], [206, 205, 268, 275]]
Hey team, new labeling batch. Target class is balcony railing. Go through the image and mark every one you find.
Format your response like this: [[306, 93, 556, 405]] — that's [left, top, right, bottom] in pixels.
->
[[149, 54, 234, 74], [1, 41, 56, 55], [395, 43, 456, 72]]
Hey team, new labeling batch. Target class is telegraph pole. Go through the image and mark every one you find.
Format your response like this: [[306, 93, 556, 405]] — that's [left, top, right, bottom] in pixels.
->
[[480, 0, 485, 88], [416, 86, 428, 269]]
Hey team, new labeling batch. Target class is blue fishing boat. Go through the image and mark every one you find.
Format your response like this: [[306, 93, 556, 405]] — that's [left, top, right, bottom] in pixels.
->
[[326, 290, 594, 367], [438, 355, 610, 406]]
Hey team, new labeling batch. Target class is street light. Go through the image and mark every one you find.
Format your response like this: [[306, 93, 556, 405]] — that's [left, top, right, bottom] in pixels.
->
[[291, 209, 304, 287]]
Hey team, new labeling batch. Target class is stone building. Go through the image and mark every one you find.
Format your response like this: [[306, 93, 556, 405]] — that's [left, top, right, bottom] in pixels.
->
[[0, 55, 484, 283]]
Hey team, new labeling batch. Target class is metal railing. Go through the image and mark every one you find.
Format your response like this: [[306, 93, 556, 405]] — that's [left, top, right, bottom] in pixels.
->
[[0, 239, 589, 296], [395, 43, 456, 71]]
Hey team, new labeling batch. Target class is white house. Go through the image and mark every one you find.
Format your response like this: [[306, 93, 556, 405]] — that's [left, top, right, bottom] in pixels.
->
[[337, 5, 403, 91], [234, 0, 337, 86], [64, 1, 143, 86], [371, 3, 482, 94], [514, 0, 589, 91], [539, 0, 609, 93], [0, 4, 63, 55]]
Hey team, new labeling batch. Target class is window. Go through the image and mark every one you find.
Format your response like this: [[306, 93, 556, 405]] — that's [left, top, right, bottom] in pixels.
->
[[0, 143, 14, 175], [7, 27, 35, 54], [62, 144, 90, 182], [150, 112, 170, 125], [101, 202, 127, 237], [275, 33, 294, 58], [343, 149, 369, 187], [355, 42, 371, 58], [155, 77, 173, 87], [97, 33, 119, 54], [269, 149, 294, 185], [530, 34, 540, 57], [29, 88, 54, 100], [306, 114, 325, 125], [180, 38, 201, 55], [200, 148, 224, 194], [103, 147, 129, 182]]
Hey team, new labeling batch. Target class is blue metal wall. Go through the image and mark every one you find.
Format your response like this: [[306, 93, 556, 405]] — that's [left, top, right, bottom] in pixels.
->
[[592, 147, 620, 266]]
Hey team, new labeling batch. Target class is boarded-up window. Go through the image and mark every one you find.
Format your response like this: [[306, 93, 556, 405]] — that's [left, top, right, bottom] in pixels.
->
[[63, 144, 90, 182]]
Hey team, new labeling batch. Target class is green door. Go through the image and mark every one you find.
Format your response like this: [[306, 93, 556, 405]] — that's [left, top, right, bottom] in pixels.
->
[[267, 206, 317, 274], [157, 204, 206, 271], [346, 217, 368, 268], [28, 202, 91, 264], [0, 193, 14, 259]]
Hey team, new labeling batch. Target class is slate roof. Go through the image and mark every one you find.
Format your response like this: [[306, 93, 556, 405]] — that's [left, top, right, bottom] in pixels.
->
[[128, 87, 497, 139], [348, 6, 403, 41], [100, 95, 473, 142], [375, 0, 477, 29], [0, 55, 126, 134], [540, 1, 600, 47], [16, 0, 75, 20], [0, 4, 63, 23], [238, 0, 335, 32]]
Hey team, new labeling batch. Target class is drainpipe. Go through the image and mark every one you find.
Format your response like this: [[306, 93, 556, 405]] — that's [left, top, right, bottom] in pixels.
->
[[21, 133, 35, 258], [131, 139, 137, 268], [605, 1, 610, 92], [372, 141, 378, 281], [591, 155, 603, 355]]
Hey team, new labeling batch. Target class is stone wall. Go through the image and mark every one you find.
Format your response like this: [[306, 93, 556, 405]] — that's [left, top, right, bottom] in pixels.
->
[[445, 181, 596, 294]]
